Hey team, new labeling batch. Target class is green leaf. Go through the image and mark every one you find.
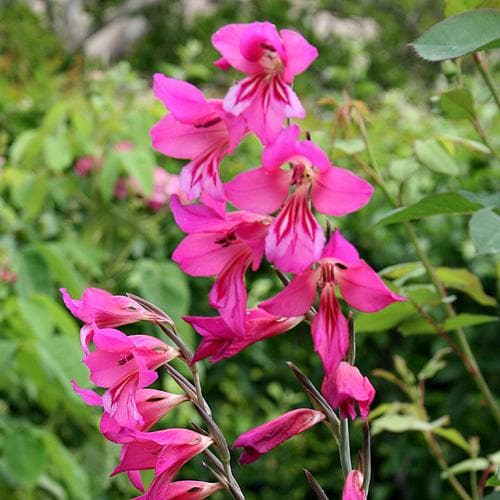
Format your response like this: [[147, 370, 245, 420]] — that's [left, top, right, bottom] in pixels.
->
[[435, 267, 497, 306], [486, 475, 500, 487], [9, 129, 44, 167], [410, 9, 500, 61], [355, 302, 416, 333], [438, 134, 491, 154], [442, 458, 489, 478], [376, 192, 482, 225], [439, 88, 475, 120], [398, 319, 435, 335], [0, 339, 18, 371], [414, 139, 459, 175], [394, 355, 416, 385], [418, 348, 452, 381], [445, 0, 480, 17], [469, 208, 500, 255], [15, 246, 54, 298], [43, 135, 73, 172], [17, 296, 55, 339], [333, 138, 365, 155], [100, 151, 123, 202], [443, 313, 498, 330], [372, 414, 449, 435], [380, 262, 424, 280], [3, 424, 46, 488], [389, 157, 420, 181], [404, 285, 442, 306], [434, 428, 471, 452], [119, 149, 155, 197]]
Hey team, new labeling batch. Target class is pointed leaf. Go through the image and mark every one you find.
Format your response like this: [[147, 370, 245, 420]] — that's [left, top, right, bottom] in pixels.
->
[[469, 208, 500, 255], [414, 139, 459, 175]]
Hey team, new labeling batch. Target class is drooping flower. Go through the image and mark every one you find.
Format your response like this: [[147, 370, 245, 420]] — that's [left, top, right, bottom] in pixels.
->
[[60, 287, 172, 353], [321, 362, 375, 420], [133, 480, 224, 500], [171, 195, 271, 334], [111, 429, 213, 490], [260, 229, 404, 374], [342, 470, 366, 500], [233, 408, 325, 464], [212, 22, 318, 143], [151, 75, 246, 212], [225, 125, 373, 273], [185, 308, 303, 363]]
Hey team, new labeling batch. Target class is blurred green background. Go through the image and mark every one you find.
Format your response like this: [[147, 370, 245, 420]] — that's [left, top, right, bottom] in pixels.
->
[[0, 1, 499, 499]]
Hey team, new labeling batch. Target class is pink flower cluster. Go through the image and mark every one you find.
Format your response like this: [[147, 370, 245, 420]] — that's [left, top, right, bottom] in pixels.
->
[[61, 288, 223, 499]]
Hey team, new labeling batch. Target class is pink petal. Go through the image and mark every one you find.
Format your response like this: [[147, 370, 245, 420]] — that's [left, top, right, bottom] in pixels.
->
[[261, 125, 301, 171], [321, 228, 360, 265], [212, 23, 263, 74], [224, 167, 291, 214], [239, 21, 285, 62], [137, 479, 224, 500], [311, 286, 349, 374], [342, 470, 366, 500], [297, 140, 332, 171], [71, 380, 102, 406], [280, 29, 318, 83], [233, 408, 325, 464], [152, 74, 214, 125], [265, 186, 325, 274], [259, 268, 319, 317], [337, 260, 405, 313], [312, 167, 374, 216]]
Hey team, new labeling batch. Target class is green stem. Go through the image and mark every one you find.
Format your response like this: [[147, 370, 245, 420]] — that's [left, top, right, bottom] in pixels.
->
[[470, 117, 499, 160], [473, 52, 500, 111], [339, 419, 352, 477], [354, 120, 500, 425]]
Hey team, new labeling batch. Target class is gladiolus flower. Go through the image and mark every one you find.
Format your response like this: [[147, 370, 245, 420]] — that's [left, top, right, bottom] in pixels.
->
[[342, 470, 366, 500], [261, 229, 404, 374], [133, 480, 224, 500], [212, 22, 318, 143], [225, 125, 373, 273], [60, 287, 172, 353], [151, 74, 246, 212], [233, 408, 325, 464], [321, 362, 375, 420], [185, 308, 303, 363]]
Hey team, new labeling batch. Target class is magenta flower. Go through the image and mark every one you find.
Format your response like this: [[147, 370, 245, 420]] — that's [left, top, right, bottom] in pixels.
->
[[74, 155, 100, 176], [261, 229, 404, 374], [185, 308, 302, 363], [171, 195, 271, 334], [225, 125, 374, 273], [60, 287, 171, 353], [321, 362, 375, 420], [212, 22, 317, 143], [233, 408, 325, 464], [342, 470, 366, 500], [111, 429, 213, 489], [151, 74, 246, 212], [83, 327, 179, 429], [133, 480, 223, 500]]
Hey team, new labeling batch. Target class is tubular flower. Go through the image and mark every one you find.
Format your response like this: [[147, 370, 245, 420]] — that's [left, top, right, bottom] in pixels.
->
[[133, 480, 224, 500], [151, 74, 246, 212], [321, 362, 375, 420], [212, 22, 318, 143], [225, 125, 373, 273], [171, 195, 272, 334], [342, 470, 366, 500], [233, 408, 325, 464], [260, 229, 404, 374], [185, 308, 303, 363], [60, 287, 171, 353]]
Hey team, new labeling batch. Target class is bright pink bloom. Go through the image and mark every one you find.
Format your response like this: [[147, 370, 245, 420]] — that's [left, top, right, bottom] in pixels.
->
[[225, 126, 373, 273], [60, 287, 172, 353], [322, 362, 375, 420], [212, 22, 317, 143], [74, 155, 100, 176], [171, 195, 271, 334], [342, 470, 366, 500], [233, 408, 325, 464], [261, 229, 404, 373], [111, 429, 213, 489], [151, 75, 246, 212], [84, 327, 179, 429], [185, 308, 302, 363], [133, 480, 223, 500]]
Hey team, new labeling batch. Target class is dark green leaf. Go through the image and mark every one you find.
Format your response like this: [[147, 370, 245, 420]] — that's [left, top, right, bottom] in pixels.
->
[[469, 208, 500, 255], [376, 192, 482, 225], [410, 9, 500, 61], [440, 88, 475, 119], [414, 139, 459, 175]]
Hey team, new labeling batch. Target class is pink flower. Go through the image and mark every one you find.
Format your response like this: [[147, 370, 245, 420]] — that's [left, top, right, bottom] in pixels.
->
[[115, 140, 135, 152], [261, 229, 404, 374], [342, 470, 366, 500], [321, 362, 375, 420], [225, 126, 373, 273], [171, 195, 271, 334], [151, 75, 246, 212], [133, 480, 223, 500], [233, 408, 325, 464], [212, 22, 317, 143], [74, 155, 100, 176], [0, 266, 17, 283], [60, 287, 172, 353], [83, 327, 179, 429], [185, 308, 303, 363], [111, 429, 213, 490], [146, 168, 180, 211]]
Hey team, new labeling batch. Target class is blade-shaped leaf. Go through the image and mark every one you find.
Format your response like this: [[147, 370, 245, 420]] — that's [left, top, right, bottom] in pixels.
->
[[415, 139, 459, 175]]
